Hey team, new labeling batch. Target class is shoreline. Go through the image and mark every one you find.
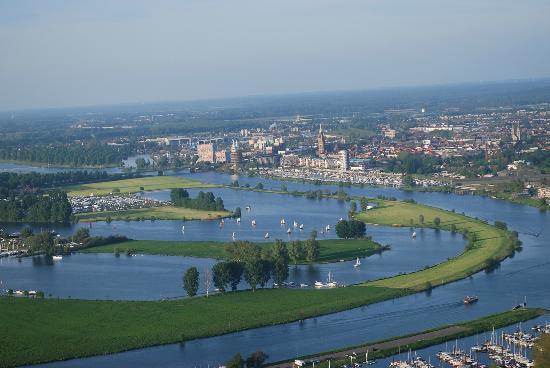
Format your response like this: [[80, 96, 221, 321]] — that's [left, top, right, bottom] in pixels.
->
[[268, 308, 547, 367]]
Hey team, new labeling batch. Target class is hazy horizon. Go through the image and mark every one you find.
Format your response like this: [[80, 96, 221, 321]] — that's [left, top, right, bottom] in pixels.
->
[[1, 0, 550, 111]]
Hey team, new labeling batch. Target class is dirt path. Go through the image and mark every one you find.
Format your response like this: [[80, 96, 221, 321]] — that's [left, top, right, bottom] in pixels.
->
[[269, 325, 468, 367]]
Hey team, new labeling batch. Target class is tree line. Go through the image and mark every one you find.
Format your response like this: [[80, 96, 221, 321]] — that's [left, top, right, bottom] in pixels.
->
[[0, 171, 134, 196], [0, 190, 72, 223], [170, 189, 225, 211], [0, 143, 134, 167], [182, 236, 320, 297]]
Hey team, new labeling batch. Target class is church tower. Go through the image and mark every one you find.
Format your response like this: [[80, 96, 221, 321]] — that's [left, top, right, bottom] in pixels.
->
[[317, 124, 326, 155]]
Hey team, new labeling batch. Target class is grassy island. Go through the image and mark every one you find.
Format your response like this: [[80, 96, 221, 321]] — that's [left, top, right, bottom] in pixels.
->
[[0, 199, 519, 367], [64, 176, 218, 197], [80, 238, 385, 263], [75, 206, 231, 222]]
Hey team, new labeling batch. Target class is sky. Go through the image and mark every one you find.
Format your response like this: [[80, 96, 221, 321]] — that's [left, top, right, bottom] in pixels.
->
[[1, 0, 549, 111]]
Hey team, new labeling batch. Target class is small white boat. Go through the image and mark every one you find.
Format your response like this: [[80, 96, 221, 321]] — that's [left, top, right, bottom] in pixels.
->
[[299, 224, 304, 230], [251, 219, 256, 226], [264, 232, 270, 239], [280, 219, 286, 225], [339, 217, 343, 221], [412, 231, 417, 238], [52, 255, 63, 261], [325, 225, 331, 231], [232, 232, 236, 239], [181, 225, 185, 232], [236, 217, 241, 223], [354, 257, 361, 268], [300, 283, 308, 288], [245, 206, 251, 211], [287, 228, 292, 234], [293, 221, 298, 228]]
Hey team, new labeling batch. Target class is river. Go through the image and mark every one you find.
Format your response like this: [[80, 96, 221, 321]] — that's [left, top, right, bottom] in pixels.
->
[[1, 171, 547, 367]]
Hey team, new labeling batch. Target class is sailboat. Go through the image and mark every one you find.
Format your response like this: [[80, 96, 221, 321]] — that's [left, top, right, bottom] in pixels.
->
[[412, 231, 417, 238], [325, 225, 331, 231], [264, 232, 270, 239], [181, 225, 185, 232], [236, 217, 241, 223], [251, 219, 256, 227], [293, 221, 298, 228], [353, 257, 361, 268], [299, 224, 304, 230], [287, 228, 292, 234], [280, 219, 286, 225], [232, 232, 236, 239]]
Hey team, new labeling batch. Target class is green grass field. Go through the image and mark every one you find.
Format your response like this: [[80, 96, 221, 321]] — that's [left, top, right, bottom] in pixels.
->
[[357, 200, 512, 291], [80, 238, 384, 263], [64, 176, 218, 196], [0, 200, 518, 367], [75, 206, 231, 222]]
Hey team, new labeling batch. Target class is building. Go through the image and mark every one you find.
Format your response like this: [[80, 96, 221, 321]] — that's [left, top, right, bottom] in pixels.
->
[[340, 150, 349, 171], [511, 122, 521, 143], [383, 128, 396, 139], [215, 149, 230, 163], [230, 141, 242, 167], [317, 124, 326, 155], [197, 143, 216, 163]]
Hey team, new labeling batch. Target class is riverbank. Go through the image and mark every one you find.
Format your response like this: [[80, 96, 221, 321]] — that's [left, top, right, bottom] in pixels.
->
[[64, 176, 219, 196], [268, 308, 547, 367], [0, 200, 516, 367], [75, 206, 232, 222], [80, 238, 386, 263]]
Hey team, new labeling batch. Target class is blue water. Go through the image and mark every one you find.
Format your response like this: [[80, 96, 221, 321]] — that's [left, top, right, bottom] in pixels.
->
[[2, 171, 547, 367]]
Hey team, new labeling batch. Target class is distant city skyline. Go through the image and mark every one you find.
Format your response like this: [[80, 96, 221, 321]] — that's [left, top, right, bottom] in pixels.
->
[[1, 0, 549, 111]]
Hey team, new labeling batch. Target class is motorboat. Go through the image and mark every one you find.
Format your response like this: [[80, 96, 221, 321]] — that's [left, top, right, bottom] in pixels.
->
[[464, 295, 479, 305], [52, 255, 63, 261]]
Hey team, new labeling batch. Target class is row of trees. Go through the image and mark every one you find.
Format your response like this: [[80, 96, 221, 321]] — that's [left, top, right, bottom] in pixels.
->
[[0, 190, 72, 223], [0, 171, 127, 193], [170, 189, 225, 211], [225, 352, 268, 368], [0, 143, 134, 167], [183, 237, 322, 297]]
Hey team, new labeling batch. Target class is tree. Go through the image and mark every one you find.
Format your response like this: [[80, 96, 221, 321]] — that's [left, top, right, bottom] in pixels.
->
[[226, 353, 245, 368], [246, 351, 269, 368], [336, 220, 351, 239], [227, 261, 244, 291], [350, 201, 357, 213], [288, 240, 304, 265], [402, 174, 415, 187], [72, 228, 90, 243], [234, 207, 241, 218], [360, 196, 368, 212], [310, 230, 317, 240], [271, 240, 289, 285], [183, 267, 199, 297], [305, 237, 320, 262], [255, 182, 264, 190], [280, 184, 287, 192], [336, 219, 366, 239], [212, 262, 231, 293], [419, 214, 424, 224], [434, 217, 441, 228]]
